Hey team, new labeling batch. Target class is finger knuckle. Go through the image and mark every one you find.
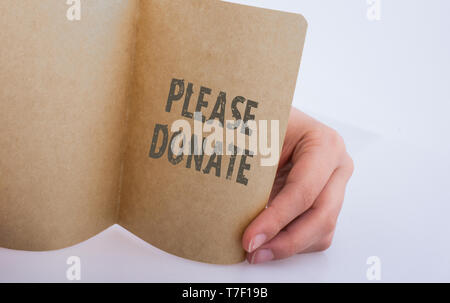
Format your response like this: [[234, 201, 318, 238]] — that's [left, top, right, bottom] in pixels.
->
[[306, 125, 346, 154], [317, 236, 334, 252], [321, 213, 337, 235], [310, 127, 344, 151], [326, 128, 345, 150], [285, 240, 298, 256], [345, 154, 355, 175], [268, 206, 287, 234], [290, 183, 315, 208]]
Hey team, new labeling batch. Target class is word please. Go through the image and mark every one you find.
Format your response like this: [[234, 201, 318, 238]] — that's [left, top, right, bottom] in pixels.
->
[[163, 79, 280, 166]]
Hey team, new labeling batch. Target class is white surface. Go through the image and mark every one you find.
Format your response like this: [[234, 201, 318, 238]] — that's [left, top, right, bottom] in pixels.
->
[[1, 0, 450, 282]]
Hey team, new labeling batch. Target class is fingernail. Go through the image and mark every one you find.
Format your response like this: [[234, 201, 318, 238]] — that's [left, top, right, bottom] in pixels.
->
[[251, 249, 274, 264], [248, 234, 267, 252]]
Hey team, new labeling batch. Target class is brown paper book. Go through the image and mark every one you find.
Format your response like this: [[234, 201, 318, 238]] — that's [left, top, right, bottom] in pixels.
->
[[0, 0, 307, 264]]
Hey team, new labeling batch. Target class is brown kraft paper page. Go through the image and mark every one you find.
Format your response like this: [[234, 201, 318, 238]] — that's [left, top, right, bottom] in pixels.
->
[[119, 0, 307, 264], [0, 0, 137, 250]]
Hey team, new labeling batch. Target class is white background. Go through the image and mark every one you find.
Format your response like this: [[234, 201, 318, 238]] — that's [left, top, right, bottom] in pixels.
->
[[1, 0, 449, 282]]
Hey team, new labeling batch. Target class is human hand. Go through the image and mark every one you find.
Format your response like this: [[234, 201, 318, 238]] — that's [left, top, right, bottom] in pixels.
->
[[243, 107, 354, 264]]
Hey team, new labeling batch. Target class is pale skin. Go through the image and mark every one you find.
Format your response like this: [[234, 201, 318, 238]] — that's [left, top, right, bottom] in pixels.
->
[[243, 107, 354, 264]]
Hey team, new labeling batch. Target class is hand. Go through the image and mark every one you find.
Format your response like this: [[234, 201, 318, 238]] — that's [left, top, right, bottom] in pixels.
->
[[243, 107, 354, 264]]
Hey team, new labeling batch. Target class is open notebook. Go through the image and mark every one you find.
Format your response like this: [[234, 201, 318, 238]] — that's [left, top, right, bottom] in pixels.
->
[[0, 0, 307, 264]]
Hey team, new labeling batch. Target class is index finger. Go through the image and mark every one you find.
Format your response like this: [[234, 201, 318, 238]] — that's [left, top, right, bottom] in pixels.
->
[[242, 139, 339, 253]]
